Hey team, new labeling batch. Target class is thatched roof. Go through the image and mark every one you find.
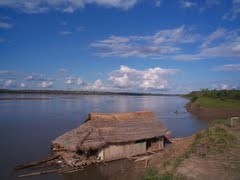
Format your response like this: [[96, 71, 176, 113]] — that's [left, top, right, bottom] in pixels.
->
[[52, 111, 167, 152]]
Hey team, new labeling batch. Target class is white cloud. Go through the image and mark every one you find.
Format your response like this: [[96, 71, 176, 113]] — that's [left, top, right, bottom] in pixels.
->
[[4, 79, 14, 87], [65, 77, 84, 85], [179, 0, 196, 8], [108, 65, 179, 91], [20, 83, 26, 88], [84, 79, 105, 90], [0, 0, 139, 13], [211, 83, 234, 90], [212, 64, 240, 71], [91, 26, 199, 58], [65, 77, 75, 85], [0, 21, 13, 29], [39, 81, 53, 88], [200, 28, 226, 48], [76, 78, 84, 85], [79, 65, 179, 92], [166, 28, 240, 61]]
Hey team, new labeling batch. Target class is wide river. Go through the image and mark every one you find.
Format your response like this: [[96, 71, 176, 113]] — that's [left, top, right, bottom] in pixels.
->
[[0, 94, 207, 180]]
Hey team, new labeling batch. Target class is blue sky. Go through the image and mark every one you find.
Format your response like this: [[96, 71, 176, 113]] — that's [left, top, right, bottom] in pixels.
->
[[0, 0, 240, 93]]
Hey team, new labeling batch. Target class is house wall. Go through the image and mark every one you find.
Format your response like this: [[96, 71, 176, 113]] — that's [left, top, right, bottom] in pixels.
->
[[99, 142, 146, 162], [147, 138, 164, 152]]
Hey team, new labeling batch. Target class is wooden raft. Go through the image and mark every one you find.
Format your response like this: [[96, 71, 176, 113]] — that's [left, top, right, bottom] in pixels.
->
[[15, 153, 102, 178]]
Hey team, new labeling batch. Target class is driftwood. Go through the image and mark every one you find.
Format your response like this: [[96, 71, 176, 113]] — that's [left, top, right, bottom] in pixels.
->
[[18, 167, 84, 178], [18, 169, 60, 178], [15, 155, 60, 170]]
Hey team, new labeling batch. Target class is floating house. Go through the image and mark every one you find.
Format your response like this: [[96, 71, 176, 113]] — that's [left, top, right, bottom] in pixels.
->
[[52, 111, 167, 163]]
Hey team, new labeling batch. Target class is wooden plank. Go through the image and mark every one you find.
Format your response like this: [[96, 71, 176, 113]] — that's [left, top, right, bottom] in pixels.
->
[[18, 169, 60, 178], [15, 155, 60, 170]]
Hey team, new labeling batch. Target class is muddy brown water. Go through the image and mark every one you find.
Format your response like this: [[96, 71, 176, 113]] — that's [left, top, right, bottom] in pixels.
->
[[0, 94, 207, 180]]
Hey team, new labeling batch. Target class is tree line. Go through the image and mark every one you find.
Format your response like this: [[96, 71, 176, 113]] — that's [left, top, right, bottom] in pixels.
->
[[187, 89, 240, 101]]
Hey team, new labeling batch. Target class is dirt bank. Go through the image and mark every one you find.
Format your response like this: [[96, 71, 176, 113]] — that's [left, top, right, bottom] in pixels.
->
[[173, 101, 240, 180], [141, 101, 240, 179], [186, 102, 240, 121]]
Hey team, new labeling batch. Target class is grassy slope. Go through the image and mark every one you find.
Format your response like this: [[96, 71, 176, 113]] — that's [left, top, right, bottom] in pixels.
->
[[143, 91, 240, 179], [195, 97, 240, 109], [143, 119, 240, 180]]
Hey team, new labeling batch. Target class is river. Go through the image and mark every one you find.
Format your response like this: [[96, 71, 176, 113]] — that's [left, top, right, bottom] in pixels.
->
[[0, 94, 207, 180]]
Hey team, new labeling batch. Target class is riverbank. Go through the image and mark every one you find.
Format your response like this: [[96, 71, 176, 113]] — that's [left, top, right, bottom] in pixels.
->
[[143, 90, 240, 179], [186, 96, 240, 121]]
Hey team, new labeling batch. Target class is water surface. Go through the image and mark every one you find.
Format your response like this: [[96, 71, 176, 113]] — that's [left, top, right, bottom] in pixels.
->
[[0, 94, 207, 180]]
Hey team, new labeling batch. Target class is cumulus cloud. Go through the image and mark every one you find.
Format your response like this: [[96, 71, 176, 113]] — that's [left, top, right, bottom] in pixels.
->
[[83, 79, 107, 91], [20, 83, 26, 88], [0, 0, 139, 13], [65, 77, 84, 85], [38, 81, 53, 88], [109, 65, 179, 91], [79, 65, 179, 92], [76, 78, 84, 85], [65, 77, 75, 85], [4, 79, 14, 87], [212, 64, 240, 71], [91, 26, 199, 58]]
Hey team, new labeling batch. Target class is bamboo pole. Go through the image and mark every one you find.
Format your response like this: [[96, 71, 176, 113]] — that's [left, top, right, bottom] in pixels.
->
[[15, 155, 60, 170]]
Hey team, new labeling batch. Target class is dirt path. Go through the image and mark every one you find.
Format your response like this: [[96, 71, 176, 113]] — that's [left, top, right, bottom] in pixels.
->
[[177, 156, 228, 180], [177, 124, 240, 180]]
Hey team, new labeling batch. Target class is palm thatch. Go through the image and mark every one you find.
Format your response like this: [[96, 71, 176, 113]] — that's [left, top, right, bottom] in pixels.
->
[[52, 111, 167, 152]]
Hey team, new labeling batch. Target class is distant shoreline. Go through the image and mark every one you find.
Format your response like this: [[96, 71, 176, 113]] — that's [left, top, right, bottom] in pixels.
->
[[0, 89, 182, 96], [0, 97, 51, 100]]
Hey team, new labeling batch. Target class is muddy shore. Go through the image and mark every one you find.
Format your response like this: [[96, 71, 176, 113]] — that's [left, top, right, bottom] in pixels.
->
[[186, 101, 240, 121]]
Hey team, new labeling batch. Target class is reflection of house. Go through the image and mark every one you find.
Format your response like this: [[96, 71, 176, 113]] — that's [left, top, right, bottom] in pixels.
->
[[52, 111, 168, 162]]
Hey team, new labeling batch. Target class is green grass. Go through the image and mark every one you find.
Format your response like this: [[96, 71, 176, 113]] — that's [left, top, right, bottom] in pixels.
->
[[143, 168, 181, 180], [192, 126, 237, 154], [194, 97, 240, 109], [172, 149, 191, 170], [163, 160, 171, 169]]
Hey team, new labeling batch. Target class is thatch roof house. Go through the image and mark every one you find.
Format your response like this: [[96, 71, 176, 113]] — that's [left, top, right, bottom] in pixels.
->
[[52, 111, 167, 162]]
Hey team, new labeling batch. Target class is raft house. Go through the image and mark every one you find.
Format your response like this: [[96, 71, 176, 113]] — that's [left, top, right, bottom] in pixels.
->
[[15, 111, 170, 178]]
